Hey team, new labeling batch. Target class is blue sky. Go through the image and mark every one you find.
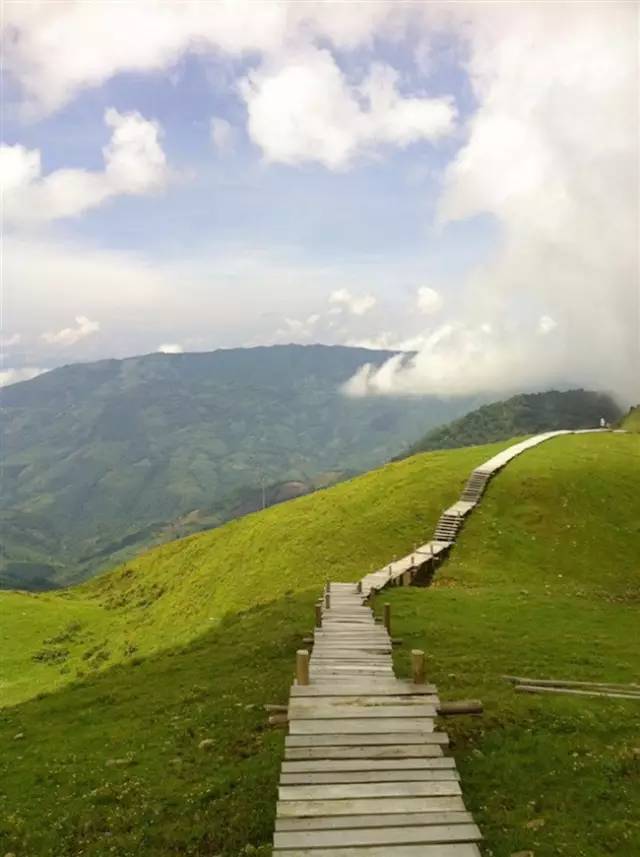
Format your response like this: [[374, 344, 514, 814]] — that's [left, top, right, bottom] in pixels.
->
[[1, 2, 637, 401]]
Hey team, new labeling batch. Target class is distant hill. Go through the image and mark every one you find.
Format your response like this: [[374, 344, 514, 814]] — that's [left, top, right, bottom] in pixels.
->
[[1, 344, 481, 588], [621, 405, 640, 431], [403, 389, 622, 456]]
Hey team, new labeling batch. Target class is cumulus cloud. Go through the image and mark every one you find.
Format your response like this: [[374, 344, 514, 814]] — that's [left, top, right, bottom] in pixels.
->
[[42, 315, 100, 346], [0, 367, 47, 387], [347, 3, 639, 402], [416, 287, 443, 315], [1, 3, 418, 116], [158, 343, 184, 354], [240, 50, 456, 169], [329, 289, 377, 316], [1, 108, 168, 225]]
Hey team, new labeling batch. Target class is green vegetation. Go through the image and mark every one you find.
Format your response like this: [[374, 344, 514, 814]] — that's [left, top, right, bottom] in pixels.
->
[[404, 389, 621, 456], [1, 344, 481, 589], [621, 404, 640, 431], [1, 432, 637, 856], [385, 432, 640, 856], [1, 440, 506, 708]]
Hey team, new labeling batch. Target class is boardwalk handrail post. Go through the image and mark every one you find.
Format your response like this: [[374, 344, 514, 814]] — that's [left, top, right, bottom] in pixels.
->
[[383, 603, 391, 634], [296, 649, 310, 686], [412, 649, 426, 685], [314, 603, 322, 628], [324, 588, 330, 609], [356, 579, 362, 593]]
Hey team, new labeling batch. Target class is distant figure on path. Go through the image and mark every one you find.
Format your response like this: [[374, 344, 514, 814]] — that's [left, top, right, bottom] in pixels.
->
[[600, 416, 606, 428]]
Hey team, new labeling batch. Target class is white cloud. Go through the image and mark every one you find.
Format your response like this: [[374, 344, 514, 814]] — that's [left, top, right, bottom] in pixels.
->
[[348, 3, 639, 402], [2, 2, 290, 116], [416, 286, 443, 315], [42, 315, 100, 346], [0, 333, 22, 347], [240, 50, 456, 169], [538, 315, 557, 336], [1, 108, 168, 226], [0, 367, 47, 387], [210, 117, 235, 153], [158, 343, 184, 354], [329, 288, 377, 316], [343, 320, 568, 398]]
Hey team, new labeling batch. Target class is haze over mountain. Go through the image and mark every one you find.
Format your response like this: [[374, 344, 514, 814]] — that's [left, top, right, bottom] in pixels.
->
[[1, 344, 483, 589]]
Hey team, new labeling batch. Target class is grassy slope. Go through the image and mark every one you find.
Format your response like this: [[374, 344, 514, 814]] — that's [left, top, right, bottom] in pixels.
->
[[1, 441, 510, 708], [621, 405, 640, 431], [1, 433, 638, 857], [384, 432, 640, 856]]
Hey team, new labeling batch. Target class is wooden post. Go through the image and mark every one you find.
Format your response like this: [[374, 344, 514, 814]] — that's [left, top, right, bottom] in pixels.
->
[[314, 603, 322, 628], [383, 603, 391, 634], [296, 650, 310, 686], [356, 580, 362, 593], [412, 649, 426, 685]]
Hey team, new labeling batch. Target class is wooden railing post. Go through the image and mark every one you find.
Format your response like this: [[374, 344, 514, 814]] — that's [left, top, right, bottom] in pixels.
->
[[315, 603, 322, 628], [412, 649, 426, 685], [383, 603, 391, 634], [296, 650, 310, 686], [356, 580, 362, 593], [324, 588, 330, 609]]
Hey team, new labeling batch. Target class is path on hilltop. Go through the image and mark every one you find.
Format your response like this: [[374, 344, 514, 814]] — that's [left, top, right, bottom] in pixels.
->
[[272, 429, 607, 855]]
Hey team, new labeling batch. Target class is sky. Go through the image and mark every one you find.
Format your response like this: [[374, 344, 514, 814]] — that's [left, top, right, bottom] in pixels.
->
[[1, 1, 638, 402]]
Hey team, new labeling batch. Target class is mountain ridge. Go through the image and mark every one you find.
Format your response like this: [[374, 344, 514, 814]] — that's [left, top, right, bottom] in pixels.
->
[[1, 344, 482, 588]]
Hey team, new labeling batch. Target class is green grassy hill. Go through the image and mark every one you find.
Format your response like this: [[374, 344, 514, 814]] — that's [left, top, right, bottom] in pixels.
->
[[1, 432, 638, 856], [1, 345, 481, 589], [403, 389, 621, 456], [621, 404, 640, 431]]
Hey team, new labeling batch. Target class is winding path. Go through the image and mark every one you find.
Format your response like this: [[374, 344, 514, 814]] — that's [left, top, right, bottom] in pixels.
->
[[272, 429, 606, 855]]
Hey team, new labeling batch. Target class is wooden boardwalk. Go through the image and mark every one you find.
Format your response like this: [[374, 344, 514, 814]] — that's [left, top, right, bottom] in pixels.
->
[[272, 429, 608, 854], [273, 583, 482, 856]]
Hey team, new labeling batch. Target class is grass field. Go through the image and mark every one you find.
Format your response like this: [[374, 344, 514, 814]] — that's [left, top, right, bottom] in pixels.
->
[[1, 432, 638, 856], [1, 440, 511, 709]]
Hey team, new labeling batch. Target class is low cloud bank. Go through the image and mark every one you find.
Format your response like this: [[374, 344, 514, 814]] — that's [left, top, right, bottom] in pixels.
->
[[345, 4, 639, 404]]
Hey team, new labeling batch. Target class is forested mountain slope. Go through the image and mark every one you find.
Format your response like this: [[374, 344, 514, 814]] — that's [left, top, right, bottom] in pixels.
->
[[403, 389, 621, 456], [1, 345, 479, 588]]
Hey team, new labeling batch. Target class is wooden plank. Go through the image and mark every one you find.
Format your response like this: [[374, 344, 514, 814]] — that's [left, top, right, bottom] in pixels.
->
[[278, 782, 461, 801], [272, 844, 482, 857], [273, 822, 481, 848], [279, 769, 460, 784], [288, 704, 437, 719], [284, 745, 444, 761], [289, 718, 435, 735], [274, 810, 474, 832], [289, 695, 439, 708], [290, 684, 438, 697], [276, 795, 467, 817], [282, 757, 455, 772], [285, 733, 448, 747]]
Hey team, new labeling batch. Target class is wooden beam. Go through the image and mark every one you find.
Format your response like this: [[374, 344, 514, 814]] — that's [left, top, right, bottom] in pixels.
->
[[296, 650, 310, 686], [412, 649, 426, 685]]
